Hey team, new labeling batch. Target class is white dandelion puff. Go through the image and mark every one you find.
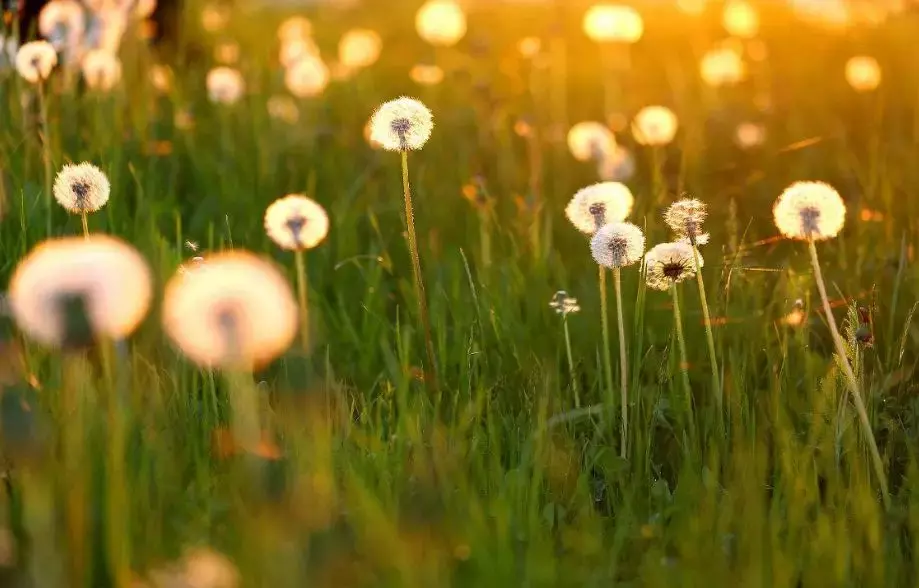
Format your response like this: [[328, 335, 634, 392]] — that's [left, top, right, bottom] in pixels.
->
[[81, 49, 121, 91], [582, 4, 644, 44], [565, 182, 634, 234], [415, 0, 467, 47], [664, 198, 708, 243], [53, 162, 110, 214], [15, 41, 58, 83], [773, 181, 846, 241], [644, 242, 701, 291], [845, 55, 881, 92], [284, 54, 329, 98], [264, 195, 329, 251], [567, 121, 616, 162], [206, 67, 244, 104], [338, 28, 382, 70], [549, 290, 580, 316], [632, 106, 678, 146], [591, 222, 645, 268], [369, 97, 434, 152]]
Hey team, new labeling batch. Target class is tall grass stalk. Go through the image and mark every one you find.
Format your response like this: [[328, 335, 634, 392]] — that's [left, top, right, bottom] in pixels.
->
[[38, 81, 53, 237], [613, 267, 629, 458], [295, 249, 309, 350], [690, 240, 722, 416], [807, 239, 890, 509], [400, 150, 438, 394], [562, 312, 580, 408]]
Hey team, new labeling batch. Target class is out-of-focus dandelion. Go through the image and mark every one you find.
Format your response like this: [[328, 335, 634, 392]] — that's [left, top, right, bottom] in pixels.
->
[[181, 547, 240, 588], [409, 63, 445, 86], [415, 0, 467, 47], [149, 63, 172, 93], [664, 198, 721, 410], [773, 181, 846, 241], [566, 182, 634, 234], [279, 37, 320, 68], [783, 299, 806, 327], [591, 221, 644, 456], [81, 49, 121, 91], [370, 97, 438, 392], [735, 122, 766, 148], [201, 3, 230, 33], [772, 180, 889, 508], [518, 36, 542, 59], [338, 29, 382, 69], [214, 41, 240, 65], [722, 0, 759, 38], [632, 105, 678, 146], [52, 162, 110, 237], [94, 8, 128, 53], [845, 55, 881, 92], [15, 41, 58, 83], [677, 0, 708, 14], [567, 121, 615, 162], [582, 4, 644, 43], [267, 94, 299, 124], [9, 236, 152, 349], [206, 67, 244, 104], [174, 108, 195, 130], [39, 0, 85, 50], [597, 146, 635, 181], [700, 45, 745, 87], [550, 290, 582, 405], [278, 16, 312, 43], [265, 194, 329, 350], [284, 54, 329, 98]]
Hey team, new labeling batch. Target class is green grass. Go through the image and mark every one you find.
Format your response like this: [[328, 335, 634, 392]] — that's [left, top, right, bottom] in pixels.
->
[[1, 2, 919, 586]]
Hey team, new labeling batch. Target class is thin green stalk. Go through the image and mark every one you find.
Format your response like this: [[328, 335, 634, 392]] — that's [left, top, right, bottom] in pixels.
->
[[599, 267, 615, 432], [295, 249, 310, 350], [671, 284, 696, 444], [691, 242, 722, 414], [807, 239, 890, 510], [100, 342, 130, 588], [562, 315, 579, 408], [38, 81, 53, 237], [613, 267, 629, 458], [400, 150, 438, 394], [81, 212, 89, 239]]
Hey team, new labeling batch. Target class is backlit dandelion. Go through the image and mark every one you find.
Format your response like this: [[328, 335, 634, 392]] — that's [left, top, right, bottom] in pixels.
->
[[518, 36, 542, 58], [264, 195, 329, 251], [214, 41, 240, 65], [267, 94, 299, 124], [201, 3, 230, 33], [550, 290, 582, 405], [549, 290, 581, 316], [284, 54, 329, 98], [632, 106, 678, 146], [845, 55, 881, 91], [415, 0, 467, 47], [773, 181, 846, 241], [15, 41, 58, 83], [9, 236, 152, 348], [700, 45, 745, 87], [582, 4, 644, 44], [53, 162, 110, 236], [370, 97, 434, 152], [278, 16, 312, 43], [81, 49, 121, 91], [597, 146, 635, 181], [206, 67, 244, 104], [735, 122, 766, 148], [565, 182, 634, 234], [162, 251, 297, 370], [280, 38, 320, 68], [644, 242, 699, 291], [38, 0, 85, 46], [150, 64, 173, 93], [409, 64, 444, 86], [567, 121, 616, 162], [338, 29, 382, 69], [590, 222, 645, 269], [723, 0, 759, 38]]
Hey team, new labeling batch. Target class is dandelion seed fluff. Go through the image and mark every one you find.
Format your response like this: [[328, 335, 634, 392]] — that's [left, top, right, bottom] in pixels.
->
[[338, 29, 382, 69], [565, 182, 634, 234], [280, 37, 320, 68], [591, 222, 645, 268], [264, 195, 329, 251], [81, 49, 121, 91], [664, 198, 708, 242], [53, 162, 110, 214], [582, 4, 644, 44], [722, 0, 759, 39], [597, 146, 635, 181], [644, 242, 700, 291], [773, 181, 846, 241], [284, 54, 329, 98], [845, 55, 881, 92], [278, 16, 313, 43], [267, 95, 299, 124], [700, 45, 745, 87], [15, 41, 57, 83], [567, 121, 616, 162], [370, 97, 434, 151], [206, 67, 244, 104], [162, 252, 298, 370], [415, 0, 467, 47], [632, 106, 678, 146], [9, 236, 152, 347], [38, 0, 86, 40], [409, 64, 444, 86], [735, 122, 766, 149]]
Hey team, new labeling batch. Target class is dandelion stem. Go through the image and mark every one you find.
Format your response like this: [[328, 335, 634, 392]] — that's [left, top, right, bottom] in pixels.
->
[[81, 212, 89, 239], [613, 267, 629, 458], [691, 242, 722, 417], [650, 146, 664, 206], [295, 249, 309, 350], [38, 81, 53, 237], [562, 315, 580, 408], [599, 267, 616, 434], [401, 150, 438, 394], [808, 239, 890, 510], [671, 284, 696, 444]]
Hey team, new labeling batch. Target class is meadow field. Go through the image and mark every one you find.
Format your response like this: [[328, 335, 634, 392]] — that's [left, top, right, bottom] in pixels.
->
[[1, 0, 919, 586]]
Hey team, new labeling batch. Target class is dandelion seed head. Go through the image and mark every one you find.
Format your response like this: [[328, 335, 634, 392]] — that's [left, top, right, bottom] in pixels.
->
[[644, 242, 700, 291], [15, 41, 57, 83], [566, 182, 634, 234], [409, 63, 444, 86], [677, 0, 707, 15], [370, 97, 434, 152], [567, 121, 616, 162], [162, 252, 298, 370], [723, 0, 759, 39], [149, 63, 173, 93], [700, 45, 745, 87], [279, 37, 320, 68], [632, 106, 678, 146], [39, 0, 86, 41], [597, 146, 635, 181], [53, 162, 110, 214], [284, 54, 329, 98], [206, 66, 244, 104], [664, 198, 708, 243], [267, 94, 300, 124], [338, 29, 382, 69], [845, 55, 881, 92], [549, 290, 580, 316], [591, 222, 645, 268], [264, 195, 329, 251], [735, 122, 766, 149], [81, 49, 121, 91], [278, 16, 313, 43], [773, 181, 846, 241], [415, 0, 467, 47], [201, 3, 230, 33], [9, 236, 152, 347], [181, 547, 240, 588], [583, 4, 644, 44], [518, 36, 541, 59], [214, 41, 240, 65]]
